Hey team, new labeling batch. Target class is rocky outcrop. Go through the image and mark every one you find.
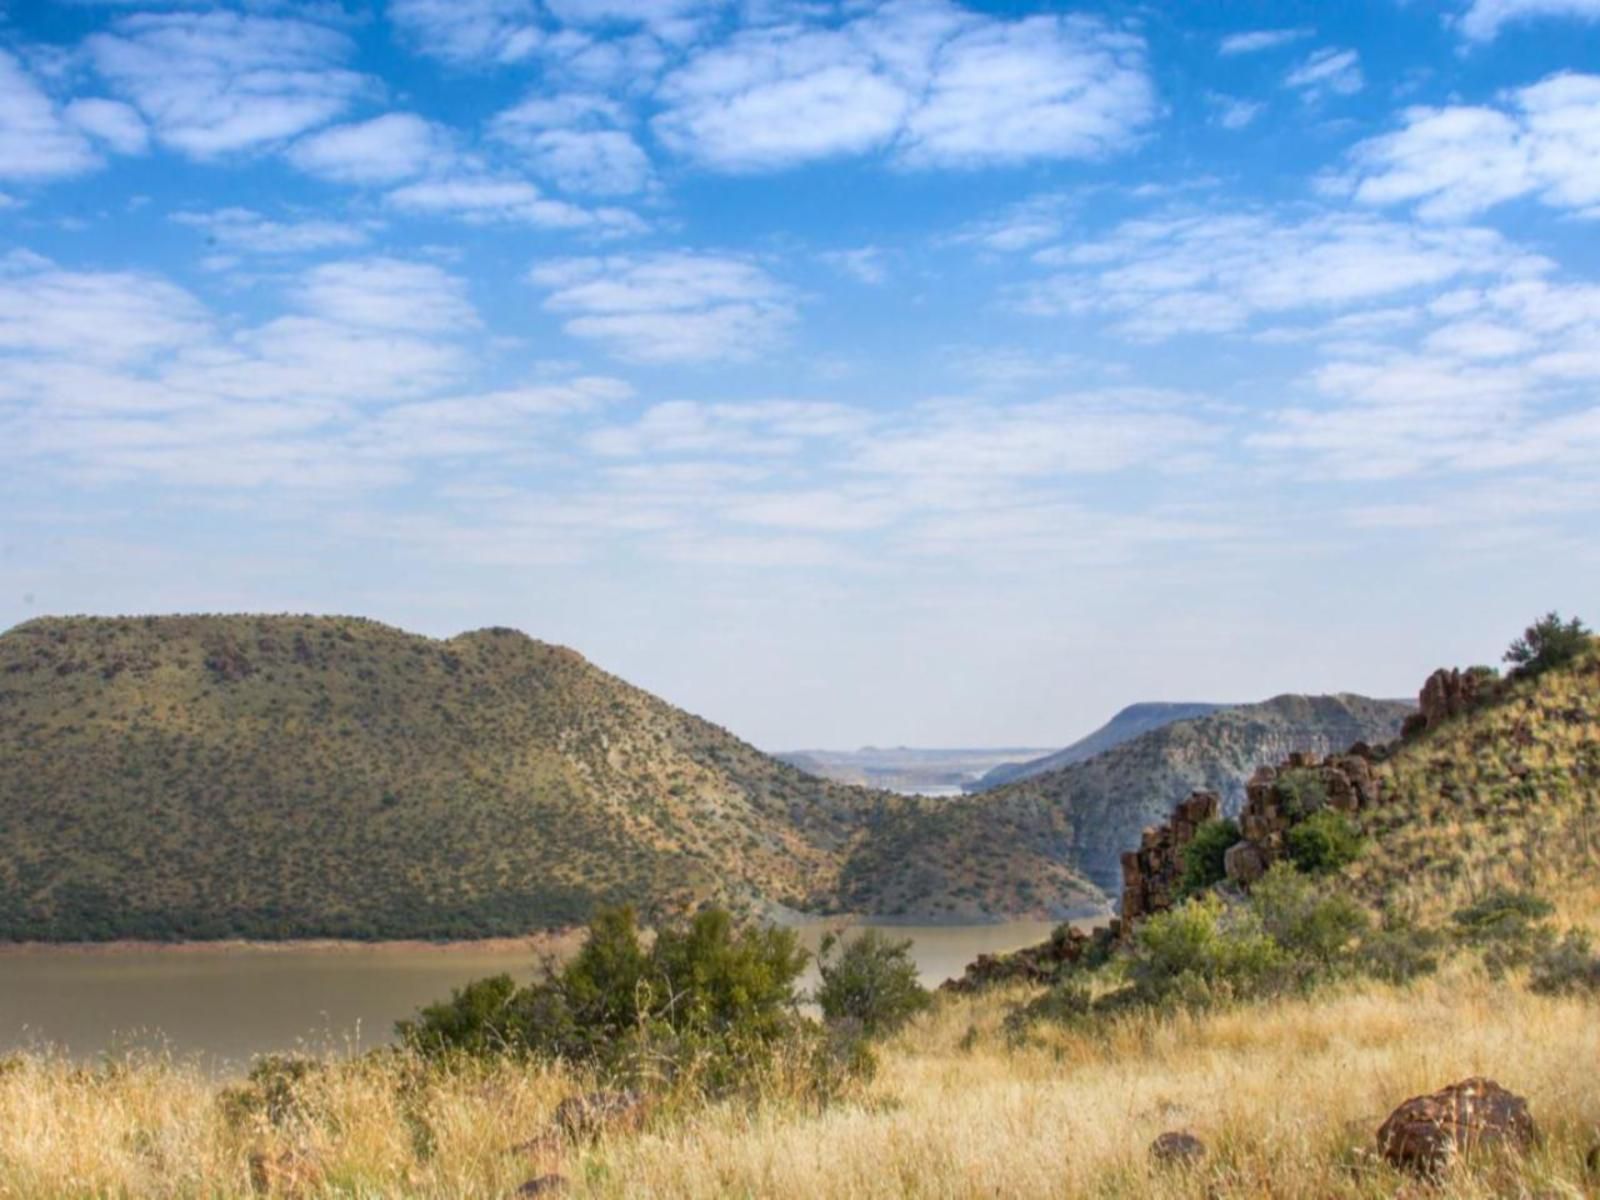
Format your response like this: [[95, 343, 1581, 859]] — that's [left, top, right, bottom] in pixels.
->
[[940, 921, 1120, 993], [1412, 668, 1487, 735], [1376, 1077, 1538, 1175], [1118, 792, 1219, 923]]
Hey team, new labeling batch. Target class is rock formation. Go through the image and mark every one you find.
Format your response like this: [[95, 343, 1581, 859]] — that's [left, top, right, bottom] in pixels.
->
[[1376, 1077, 1538, 1175], [1118, 792, 1219, 923]]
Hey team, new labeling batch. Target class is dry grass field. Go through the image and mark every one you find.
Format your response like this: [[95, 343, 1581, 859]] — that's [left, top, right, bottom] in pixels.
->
[[2, 944, 1596, 1199]]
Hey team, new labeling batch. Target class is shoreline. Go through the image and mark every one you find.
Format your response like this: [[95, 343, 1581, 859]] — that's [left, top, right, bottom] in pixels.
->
[[0, 932, 585, 957]]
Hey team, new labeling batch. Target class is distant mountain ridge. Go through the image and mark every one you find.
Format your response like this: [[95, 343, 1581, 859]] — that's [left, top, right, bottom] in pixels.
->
[[0, 615, 1103, 940], [776, 746, 1056, 793], [968, 701, 1229, 790], [893, 693, 1415, 897]]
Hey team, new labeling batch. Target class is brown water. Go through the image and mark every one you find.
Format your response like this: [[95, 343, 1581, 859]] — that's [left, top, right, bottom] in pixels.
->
[[0, 921, 1068, 1069]]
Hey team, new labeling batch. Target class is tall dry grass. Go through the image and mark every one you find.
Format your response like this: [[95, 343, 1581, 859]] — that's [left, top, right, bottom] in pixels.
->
[[1, 958, 1596, 1198]]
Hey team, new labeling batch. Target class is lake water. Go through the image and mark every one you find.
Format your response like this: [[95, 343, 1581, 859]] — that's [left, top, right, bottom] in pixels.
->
[[0, 921, 1068, 1069]]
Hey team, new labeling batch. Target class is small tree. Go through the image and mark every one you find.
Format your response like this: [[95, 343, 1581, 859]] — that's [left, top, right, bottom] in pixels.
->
[[1179, 817, 1242, 897], [1285, 809, 1365, 874], [815, 929, 931, 1036], [1504, 611, 1591, 677]]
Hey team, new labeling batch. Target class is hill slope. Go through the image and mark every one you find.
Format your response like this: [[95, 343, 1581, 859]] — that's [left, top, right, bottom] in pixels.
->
[[946, 694, 1414, 895], [775, 746, 1054, 793], [0, 615, 1101, 940], [1347, 649, 1600, 918], [968, 701, 1228, 791]]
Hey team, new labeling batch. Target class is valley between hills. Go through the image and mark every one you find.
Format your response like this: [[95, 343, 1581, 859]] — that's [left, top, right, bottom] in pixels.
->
[[2, 613, 1408, 942]]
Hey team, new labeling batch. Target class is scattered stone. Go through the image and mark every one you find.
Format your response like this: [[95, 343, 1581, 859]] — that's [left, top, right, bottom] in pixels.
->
[[1149, 1130, 1206, 1166], [553, 1089, 648, 1140], [941, 922, 1115, 993], [1223, 840, 1266, 885], [515, 1175, 569, 1196], [1376, 1077, 1538, 1175]]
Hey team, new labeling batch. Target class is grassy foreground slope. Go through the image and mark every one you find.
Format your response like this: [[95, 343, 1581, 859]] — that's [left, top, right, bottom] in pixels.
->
[[0, 615, 1100, 939]]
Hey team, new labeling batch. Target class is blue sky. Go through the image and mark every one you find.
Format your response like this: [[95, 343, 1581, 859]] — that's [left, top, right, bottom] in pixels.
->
[[2, 0, 1599, 749]]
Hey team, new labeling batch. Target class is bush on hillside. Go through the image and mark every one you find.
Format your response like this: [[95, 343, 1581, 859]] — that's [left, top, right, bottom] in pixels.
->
[[1179, 817, 1241, 898], [1528, 929, 1600, 996], [1274, 769, 1329, 820], [1250, 863, 1370, 972], [1285, 809, 1365, 875], [1450, 888, 1557, 977], [1504, 611, 1591, 678], [1355, 913, 1446, 985], [815, 929, 931, 1036], [398, 905, 811, 1088], [1123, 895, 1287, 1009]]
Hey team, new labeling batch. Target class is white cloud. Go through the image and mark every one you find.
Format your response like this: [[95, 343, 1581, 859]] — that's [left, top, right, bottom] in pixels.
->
[[298, 258, 479, 332], [530, 252, 795, 361], [0, 50, 98, 180], [948, 191, 1076, 252], [491, 94, 651, 194], [1335, 72, 1600, 220], [87, 12, 367, 157], [386, 0, 543, 64], [1208, 93, 1264, 131], [0, 252, 210, 364], [1218, 28, 1313, 56], [1284, 48, 1364, 102], [1020, 211, 1541, 339], [62, 98, 149, 156], [1456, 0, 1600, 42], [653, 4, 1154, 171], [172, 208, 370, 255], [288, 113, 450, 184], [819, 247, 888, 284], [386, 175, 646, 234]]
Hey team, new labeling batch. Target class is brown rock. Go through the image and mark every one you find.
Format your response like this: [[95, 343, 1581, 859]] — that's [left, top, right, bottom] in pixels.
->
[[516, 1176, 569, 1196], [1223, 840, 1267, 885], [1150, 1130, 1206, 1166], [1376, 1077, 1538, 1175], [554, 1089, 648, 1140]]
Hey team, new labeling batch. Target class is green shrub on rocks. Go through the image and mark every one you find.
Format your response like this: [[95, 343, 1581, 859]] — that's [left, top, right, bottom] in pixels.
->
[[1285, 808, 1365, 875], [1178, 818, 1241, 898]]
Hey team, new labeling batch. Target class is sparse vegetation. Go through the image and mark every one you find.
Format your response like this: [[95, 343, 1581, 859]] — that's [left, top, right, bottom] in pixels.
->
[[814, 929, 931, 1035], [1504, 611, 1591, 678]]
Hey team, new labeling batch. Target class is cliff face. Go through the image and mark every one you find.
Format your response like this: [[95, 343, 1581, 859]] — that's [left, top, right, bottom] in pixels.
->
[[969, 702, 1227, 791]]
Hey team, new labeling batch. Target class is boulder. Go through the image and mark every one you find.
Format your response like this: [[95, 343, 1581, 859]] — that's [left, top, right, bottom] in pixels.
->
[[1149, 1130, 1206, 1166], [515, 1176, 569, 1196], [1376, 1077, 1537, 1175], [1223, 840, 1267, 885]]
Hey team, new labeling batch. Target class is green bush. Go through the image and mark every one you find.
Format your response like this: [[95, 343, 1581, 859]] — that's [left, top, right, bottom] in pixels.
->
[[1355, 914, 1446, 985], [398, 905, 811, 1086], [1123, 895, 1287, 1008], [1285, 809, 1365, 874], [815, 929, 931, 1036], [1528, 929, 1600, 996], [1274, 769, 1329, 821], [1250, 863, 1369, 972], [1504, 611, 1591, 677], [1450, 888, 1557, 977], [1179, 818, 1241, 898]]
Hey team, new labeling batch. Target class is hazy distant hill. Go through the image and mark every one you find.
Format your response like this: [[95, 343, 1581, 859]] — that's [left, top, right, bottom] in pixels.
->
[[0, 615, 1102, 939], [921, 694, 1415, 895], [777, 746, 1055, 793], [968, 702, 1228, 790]]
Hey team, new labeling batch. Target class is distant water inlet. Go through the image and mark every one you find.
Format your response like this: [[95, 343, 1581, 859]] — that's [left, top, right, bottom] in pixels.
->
[[0, 922, 1070, 1069]]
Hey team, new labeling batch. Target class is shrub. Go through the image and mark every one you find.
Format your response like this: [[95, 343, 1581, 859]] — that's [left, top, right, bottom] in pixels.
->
[[1504, 611, 1591, 677], [1451, 888, 1557, 977], [1355, 914, 1446, 985], [1285, 809, 1365, 874], [1179, 818, 1241, 898], [815, 929, 931, 1036], [399, 905, 811, 1087], [1528, 929, 1600, 996], [1251, 863, 1369, 972], [1274, 769, 1329, 821], [1124, 895, 1287, 1009]]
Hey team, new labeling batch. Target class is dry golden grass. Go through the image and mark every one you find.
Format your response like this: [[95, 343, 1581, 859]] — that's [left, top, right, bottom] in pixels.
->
[[3, 959, 1597, 1199]]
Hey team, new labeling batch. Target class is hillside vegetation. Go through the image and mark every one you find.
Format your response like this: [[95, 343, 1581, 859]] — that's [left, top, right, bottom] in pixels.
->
[[1349, 641, 1600, 920], [932, 694, 1414, 894], [0, 615, 1101, 940]]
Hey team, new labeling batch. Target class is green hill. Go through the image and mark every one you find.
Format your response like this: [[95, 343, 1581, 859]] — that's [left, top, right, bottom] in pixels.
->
[[0, 615, 1101, 940], [949, 693, 1415, 895]]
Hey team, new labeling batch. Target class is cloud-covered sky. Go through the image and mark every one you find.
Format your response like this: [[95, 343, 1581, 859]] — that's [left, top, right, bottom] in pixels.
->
[[2, 0, 1599, 749]]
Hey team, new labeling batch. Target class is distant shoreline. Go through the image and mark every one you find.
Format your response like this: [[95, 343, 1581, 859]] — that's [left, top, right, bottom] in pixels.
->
[[0, 932, 585, 957]]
